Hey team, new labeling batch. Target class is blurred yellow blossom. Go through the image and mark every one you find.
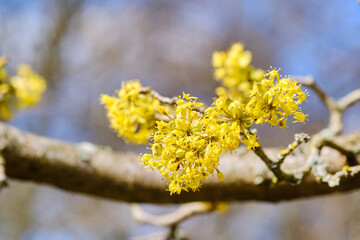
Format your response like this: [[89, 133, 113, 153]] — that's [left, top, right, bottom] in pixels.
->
[[11, 64, 47, 108], [212, 43, 264, 100], [0, 57, 46, 120]]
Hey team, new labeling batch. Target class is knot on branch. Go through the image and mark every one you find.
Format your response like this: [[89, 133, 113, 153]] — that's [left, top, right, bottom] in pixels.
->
[[75, 142, 98, 163]]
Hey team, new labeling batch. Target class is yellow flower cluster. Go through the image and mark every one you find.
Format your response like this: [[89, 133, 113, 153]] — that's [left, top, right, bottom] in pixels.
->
[[0, 57, 46, 120], [212, 43, 264, 99], [141, 93, 240, 194], [246, 69, 308, 128], [101, 80, 160, 144], [102, 43, 309, 195], [11, 65, 47, 109]]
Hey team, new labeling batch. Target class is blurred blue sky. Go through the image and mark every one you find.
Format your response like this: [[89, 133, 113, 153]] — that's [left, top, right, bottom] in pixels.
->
[[2, 1, 360, 144]]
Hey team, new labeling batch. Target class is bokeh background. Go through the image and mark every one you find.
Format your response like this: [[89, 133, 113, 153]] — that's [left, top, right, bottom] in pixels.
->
[[1, 0, 360, 239]]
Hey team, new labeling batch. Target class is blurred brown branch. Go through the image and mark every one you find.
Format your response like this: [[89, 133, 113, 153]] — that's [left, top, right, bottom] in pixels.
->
[[131, 202, 214, 227], [338, 89, 360, 110], [39, 0, 83, 86], [0, 155, 7, 191], [1, 122, 360, 204]]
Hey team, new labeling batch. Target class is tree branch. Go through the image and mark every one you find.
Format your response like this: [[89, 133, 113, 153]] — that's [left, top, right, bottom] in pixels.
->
[[138, 87, 207, 113], [253, 146, 296, 183], [320, 139, 358, 166], [131, 202, 214, 227], [338, 88, 360, 111], [292, 76, 353, 136], [0, 155, 7, 191], [139, 87, 177, 105], [278, 133, 310, 165], [252, 133, 310, 184], [1, 122, 360, 203]]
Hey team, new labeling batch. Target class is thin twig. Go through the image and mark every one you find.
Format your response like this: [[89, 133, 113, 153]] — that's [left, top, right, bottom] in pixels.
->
[[321, 139, 358, 166], [140, 87, 177, 105], [139, 87, 207, 113], [253, 146, 300, 183], [155, 113, 172, 122], [294, 77, 360, 136], [292, 76, 345, 136], [152, 92, 176, 105], [310, 149, 360, 187], [338, 88, 360, 111], [278, 133, 310, 165], [131, 202, 215, 227]]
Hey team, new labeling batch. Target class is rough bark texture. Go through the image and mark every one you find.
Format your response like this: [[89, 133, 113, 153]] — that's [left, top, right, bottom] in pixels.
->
[[2, 123, 360, 204]]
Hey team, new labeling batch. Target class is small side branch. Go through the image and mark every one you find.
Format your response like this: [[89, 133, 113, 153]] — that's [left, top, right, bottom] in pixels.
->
[[321, 139, 358, 166], [310, 149, 360, 188], [278, 133, 310, 165], [131, 202, 215, 228], [338, 88, 360, 111], [253, 146, 300, 183], [139, 87, 177, 105], [292, 76, 358, 136], [139, 87, 206, 113]]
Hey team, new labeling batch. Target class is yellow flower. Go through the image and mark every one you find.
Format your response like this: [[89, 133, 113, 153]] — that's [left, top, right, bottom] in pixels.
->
[[101, 80, 160, 144], [0, 60, 12, 120], [241, 132, 260, 151], [0, 60, 46, 120], [212, 43, 264, 100], [11, 65, 46, 108], [210, 95, 260, 150], [246, 69, 308, 128], [0, 103, 12, 120]]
